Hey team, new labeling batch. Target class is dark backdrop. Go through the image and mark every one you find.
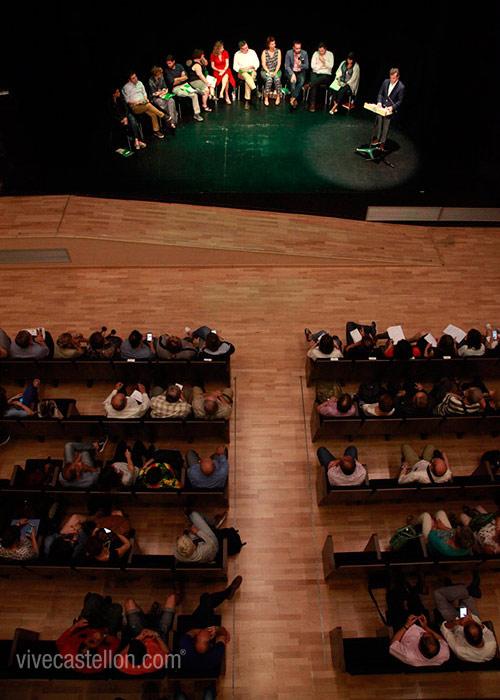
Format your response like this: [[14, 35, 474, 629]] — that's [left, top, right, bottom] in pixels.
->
[[1, 1, 499, 204]]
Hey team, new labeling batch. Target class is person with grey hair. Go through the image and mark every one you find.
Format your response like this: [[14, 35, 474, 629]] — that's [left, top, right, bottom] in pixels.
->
[[150, 384, 192, 419], [371, 67, 405, 150], [398, 443, 453, 484], [418, 509, 475, 558], [436, 384, 485, 416], [175, 510, 227, 564]]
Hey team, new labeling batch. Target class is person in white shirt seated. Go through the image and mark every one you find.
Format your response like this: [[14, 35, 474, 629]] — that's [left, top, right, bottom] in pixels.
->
[[233, 40, 260, 109], [103, 382, 150, 419], [304, 328, 343, 360], [308, 42, 334, 112], [122, 71, 167, 139], [398, 443, 453, 485], [317, 445, 367, 487], [457, 328, 486, 357], [434, 574, 497, 663], [359, 393, 395, 417]]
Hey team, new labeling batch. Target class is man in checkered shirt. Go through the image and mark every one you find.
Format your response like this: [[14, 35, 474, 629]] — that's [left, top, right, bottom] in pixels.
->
[[150, 384, 192, 419]]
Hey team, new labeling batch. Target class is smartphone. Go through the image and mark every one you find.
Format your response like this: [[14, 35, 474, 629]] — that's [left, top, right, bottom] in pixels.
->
[[146, 332, 153, 342], [104, 527, 112, 534], [459, 606, 467, 618], [493, 330, 498, 340]]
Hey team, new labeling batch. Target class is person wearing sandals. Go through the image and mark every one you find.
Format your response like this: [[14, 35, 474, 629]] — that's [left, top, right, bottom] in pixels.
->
[[210, 41, 235, 104], [329, 52, 360, 115], [148, 66, 178, 129], [261, 37, 282, 106], [187, 50, 213, 113], [304, 328, 343, 360]]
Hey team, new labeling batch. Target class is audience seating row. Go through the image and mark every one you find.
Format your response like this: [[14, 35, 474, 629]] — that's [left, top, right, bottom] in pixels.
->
[[0, 358, 230, 387], [306, 355, 500, 386], [311, 408, 500, 442], [316, 461, 498, 506], [321, 534, 500, 579], [329, 624, 500, 675]]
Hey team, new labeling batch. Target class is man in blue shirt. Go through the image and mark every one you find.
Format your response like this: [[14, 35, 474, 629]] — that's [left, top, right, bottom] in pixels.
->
[[186, 445, 229, 489], [284, 41, 309, 108]]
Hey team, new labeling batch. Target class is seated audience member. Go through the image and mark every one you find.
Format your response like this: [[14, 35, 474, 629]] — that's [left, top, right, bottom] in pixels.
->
[[154, 332, 197, 360], [0, 518, 39, 561], [186, 325, 235, 359], [103, 382, 150, 419], [0, 378, 40, 418], [110, 86, 145, 150], [384, 338, 421, 359], [418, 509, 475, 558], [0, 327, 11, 358], [10, 328, 52, 359], [165, 55, 203, 122], [59, 440, 106, 489], [485, 323, 500, 356], [233, 40, 260, 109], [87, 327, 121, 359], [304, 328, 343, 360], [186, 444, 229, 489], [122, 71, 167, 139], [120, 330, 155, 360], [148, 66, 178, 128], [260, 36, 282, 106], [308, 42, 334, 112], [187, 50, 212, 112], [192, 386, 233, 420], [44, 513, 94, 563], [458, 328, 485, 357], [175, 510, 226, 564], [317, 445, 366, 487], [360, 392, 395, 417], [460, 504, 500, 554], [393, 381, 434, 417], [398, 443, 453, 484], [179, 576, 242, 673], [211, 40, 236, 104], [434, 574, 497, 662], [136, 449, 182, 490], [56, 592, 122, 673], [317, 393, 356, 417], [387, 576, 450, 667], [117, 589, 182, 675], [53, 331, 86, 359], [433, 380, 485, 416], [343, 321, 383, 360], [419, 333, 457, 358], [100, 440, 153, 489], [83, 519, 132, 565], [150, 384, 192, 419], [328, 52, 360, 115], [284, 40, 309, 109]]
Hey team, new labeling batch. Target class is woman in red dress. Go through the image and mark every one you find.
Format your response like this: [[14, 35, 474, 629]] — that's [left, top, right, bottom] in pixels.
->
[[210, 40, 236, 104]]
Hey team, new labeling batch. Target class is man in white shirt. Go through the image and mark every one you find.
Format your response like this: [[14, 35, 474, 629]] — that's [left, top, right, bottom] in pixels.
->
[[434, 576, 497, 663], [233, 40, 260, 109], [317, 445, 367, 487], [103, 382, 150, 419], [122, 72, 167, 139], [398, 443, 453, 485], [308, 42, 334, 112]]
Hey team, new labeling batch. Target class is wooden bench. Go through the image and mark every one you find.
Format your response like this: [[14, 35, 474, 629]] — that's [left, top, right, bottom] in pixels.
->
[[0, 358, 230, 387], [306, 355, 500, 386], [316, 461, 497, 506], [329, 623, 500, 675], [310, 405, 500, 442], [321, 534, 500, 580]]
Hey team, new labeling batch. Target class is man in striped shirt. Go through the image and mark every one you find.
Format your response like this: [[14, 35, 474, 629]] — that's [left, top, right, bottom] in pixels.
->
[[437, 386, 484, 416]]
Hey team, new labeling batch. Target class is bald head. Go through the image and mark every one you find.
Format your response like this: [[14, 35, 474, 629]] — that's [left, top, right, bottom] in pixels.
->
[[111, 393, 127, 411], [204, 398, 218, 416], [200, 457, 215, 475], [431, 457, 447, 476], [339, 455, 355, 475], [195, 629, 211, 654]]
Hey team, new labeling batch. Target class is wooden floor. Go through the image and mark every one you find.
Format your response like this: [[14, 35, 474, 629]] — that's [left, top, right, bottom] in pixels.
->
[[0, 197, 500, 698]]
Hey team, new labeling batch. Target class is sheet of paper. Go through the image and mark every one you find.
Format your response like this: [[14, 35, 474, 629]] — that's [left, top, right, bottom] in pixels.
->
[[424, 333, 437, 347], [350, 328, 362, 343], [443, 324, 466, 343], [130, 389, 143, 403], [387, 325, 405, 343]]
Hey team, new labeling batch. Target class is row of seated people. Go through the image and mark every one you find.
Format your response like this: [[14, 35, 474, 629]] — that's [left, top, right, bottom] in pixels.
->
[[0, 325, 235, 361], [385, 571, 496, 667], [315, 377, 499, 419], [0, 381, 233, 421], [305, 321, 500, 361], [52, 582, 241, 680], [9, 440, 229, 491], [0, 499, 232, 567]]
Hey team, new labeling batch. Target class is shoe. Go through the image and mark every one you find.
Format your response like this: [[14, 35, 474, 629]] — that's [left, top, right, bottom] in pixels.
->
[[275, 97, 281, 106], [153, 131, 164, 139], [96, 435, 108, 453], [0, 432, 11, 447], [193, 114, 203, 121], [486, 323, 492, 331], [225, 98, 232, 105], [202, 106, 212, 112], [370, 322, 377, 335], [149, 601, 161, 615], [227, 575, 243, 600], [264, 98, 269, 106], [371, 140, 381, 147], [184, 327, 192, 336], [214, 511, 228, 529], [304, 328, 312, 342], [134, 142, 141, 150], [379, 143, 386, 151], [310, 104, 316, 113], [244, 101, 250, 110], [139, 141, 147, 149], [467, 570, 482, 599]]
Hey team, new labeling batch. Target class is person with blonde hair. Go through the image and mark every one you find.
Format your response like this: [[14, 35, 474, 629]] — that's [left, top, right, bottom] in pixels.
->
[[148, 66, 178, 128], [210, 41, 235, 104], [175, 510, 226, 564], [54, 331, 86, 359]]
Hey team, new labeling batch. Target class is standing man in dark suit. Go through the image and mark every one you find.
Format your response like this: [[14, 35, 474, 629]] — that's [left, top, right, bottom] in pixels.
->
[[372, 68, 405, 150]]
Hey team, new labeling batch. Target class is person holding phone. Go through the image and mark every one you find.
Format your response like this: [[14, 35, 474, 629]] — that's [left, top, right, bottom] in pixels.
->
[[10, 328, 53, 359], [0, 378, 40, 418], [0, 518, 39, 561], [120, 329, 155, 360]]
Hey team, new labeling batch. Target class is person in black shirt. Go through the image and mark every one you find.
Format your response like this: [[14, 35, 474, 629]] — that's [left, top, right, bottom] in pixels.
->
[[109, 87, 145, 150]]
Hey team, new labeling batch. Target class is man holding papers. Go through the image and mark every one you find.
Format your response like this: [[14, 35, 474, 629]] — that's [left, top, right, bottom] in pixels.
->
[[372, 68, 405, 150]]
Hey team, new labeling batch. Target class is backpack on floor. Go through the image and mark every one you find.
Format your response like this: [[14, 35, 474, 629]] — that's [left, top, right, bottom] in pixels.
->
[[217, 527, 246, 555]]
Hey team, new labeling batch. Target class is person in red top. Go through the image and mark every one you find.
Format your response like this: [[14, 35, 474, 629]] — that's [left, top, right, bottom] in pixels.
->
[[384, 339, 422, 359], [56, 593, 122, 674], [210, 41, 235, 104], [116, 589, 181, 675]]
